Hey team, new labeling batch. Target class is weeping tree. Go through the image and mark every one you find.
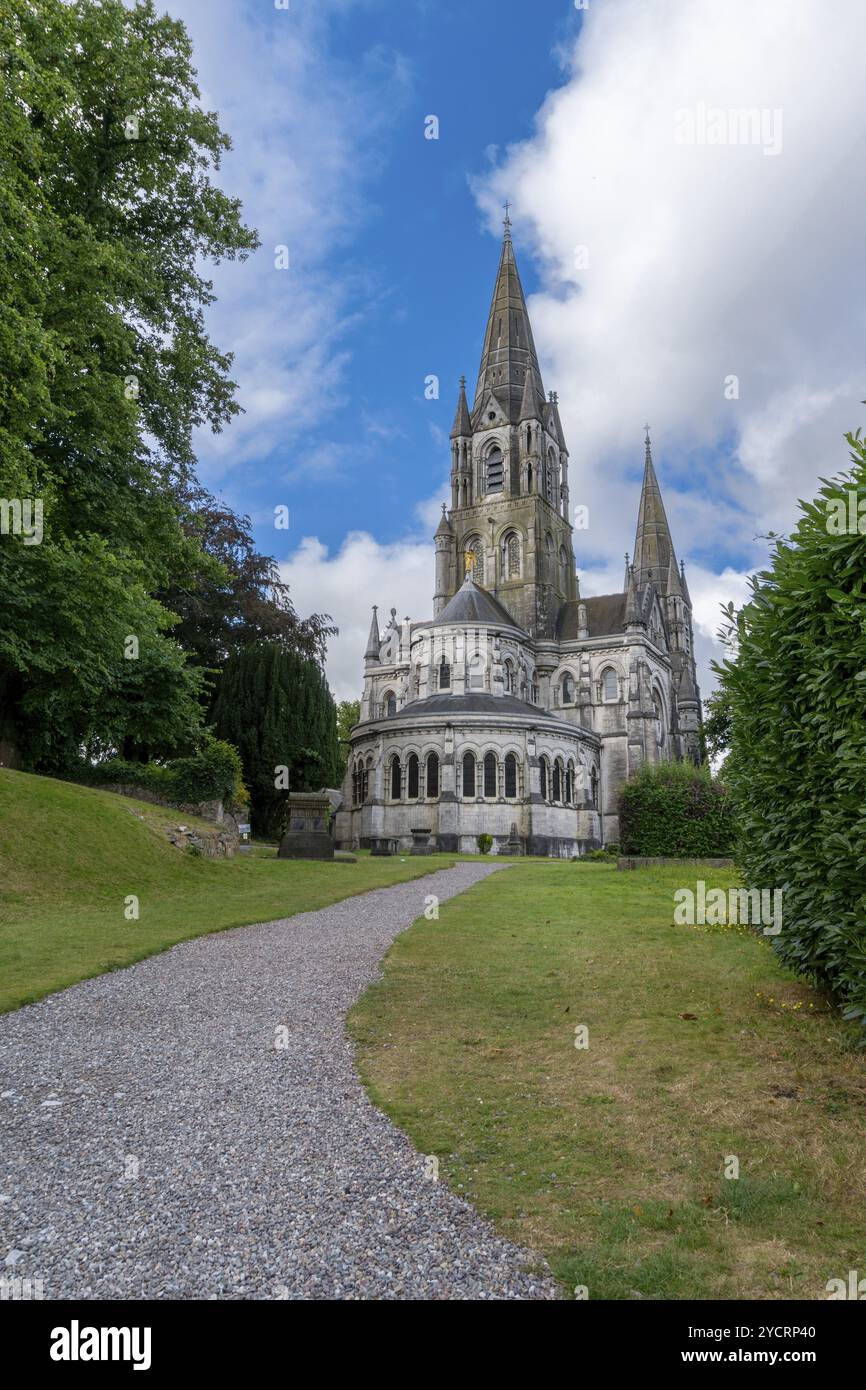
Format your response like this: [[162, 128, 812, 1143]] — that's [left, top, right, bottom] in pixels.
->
[[211, 642, 341, 837]]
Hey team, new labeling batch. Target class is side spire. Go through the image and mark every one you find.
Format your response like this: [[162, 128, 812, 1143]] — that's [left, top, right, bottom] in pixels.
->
[[364, 605, 381, 662], [632, 425, 677, 593], [450, 375, 471, 439]]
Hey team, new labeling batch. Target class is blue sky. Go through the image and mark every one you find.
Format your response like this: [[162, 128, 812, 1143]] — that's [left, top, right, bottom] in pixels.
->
[[167, 0, 866, 698]]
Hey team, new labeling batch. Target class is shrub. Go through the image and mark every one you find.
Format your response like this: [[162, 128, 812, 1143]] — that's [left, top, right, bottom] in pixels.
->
[[71, 737, 246, 809], [715, 430, 866, 1038], [618, 761, 735, 857], [477, 833, 493, 855]]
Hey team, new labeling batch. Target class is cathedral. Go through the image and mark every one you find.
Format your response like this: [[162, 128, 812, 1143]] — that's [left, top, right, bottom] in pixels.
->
[[335, 217, 702, 856]]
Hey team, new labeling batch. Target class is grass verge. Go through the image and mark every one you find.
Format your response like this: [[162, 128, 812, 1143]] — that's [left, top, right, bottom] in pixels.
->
[[349, 859, 866, 1300], [0, 768, 455, 1012]]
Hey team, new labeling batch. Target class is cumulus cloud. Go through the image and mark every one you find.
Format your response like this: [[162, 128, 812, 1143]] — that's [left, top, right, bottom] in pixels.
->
[[165, 0, 412, 482], [280, 532, 434, 702]]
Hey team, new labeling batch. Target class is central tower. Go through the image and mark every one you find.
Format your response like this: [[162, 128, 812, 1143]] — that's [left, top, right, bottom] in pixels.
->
[[434, 214, 576, 637]]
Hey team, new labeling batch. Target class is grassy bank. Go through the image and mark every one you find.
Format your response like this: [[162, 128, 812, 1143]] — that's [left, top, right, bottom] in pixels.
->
[[350, 860, 866, 1300], [0, 768, 455, 1012]]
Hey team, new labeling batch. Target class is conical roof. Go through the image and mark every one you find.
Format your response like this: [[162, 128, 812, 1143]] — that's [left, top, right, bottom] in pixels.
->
[[434, 574, 524, 631]]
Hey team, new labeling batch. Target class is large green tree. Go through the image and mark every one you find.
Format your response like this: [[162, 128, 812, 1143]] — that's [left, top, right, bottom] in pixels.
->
[[715, 429, 866, 1036], [211, 643, 342, 837], [0, 0, 258, 766]]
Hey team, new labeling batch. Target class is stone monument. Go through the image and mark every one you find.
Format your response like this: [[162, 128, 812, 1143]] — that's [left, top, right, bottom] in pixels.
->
[[277, 793, 334, 861]]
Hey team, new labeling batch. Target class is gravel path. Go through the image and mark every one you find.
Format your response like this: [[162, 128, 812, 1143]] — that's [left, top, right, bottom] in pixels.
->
[[0, 862, 557, 1300]]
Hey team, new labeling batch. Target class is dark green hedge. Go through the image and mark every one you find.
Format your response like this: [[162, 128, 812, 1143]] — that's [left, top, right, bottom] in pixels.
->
[[715, 431, 866, 1038], [73, 738, 245, 808], [618, 761, 735, 857]]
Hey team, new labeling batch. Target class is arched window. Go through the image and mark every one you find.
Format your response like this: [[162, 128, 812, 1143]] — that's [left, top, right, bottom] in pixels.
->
[[566, 761, 574, 803], [390, 757, 401, 800], [462, 751, 476, 797], [653, 694, 665, 747], [464, 536, 484, 583], [552, 759, 562, 802], [504, 752, 518, 798], [561, 673, 574, 704], [504, 659, 515, 694], [413, 665, 421, 696], [500, 530, 520, 579], [469, 653, 485, 689], [559, 545, 568, 590], [384, 691, 397, 717], [407, 753, 419, 799], [540, 756, 548, 800], [483, 751, 497, 798], [545, 531, 554, 582], [546, 448, 556, 504], [486, 445, 504, 493], [426, 752, 439, 798], [352, 762, 359, 806], [602, 668, 618, 702], [438, 658, 451, 690], [364, 757, 372, 801], [590, 767, 599, 809]]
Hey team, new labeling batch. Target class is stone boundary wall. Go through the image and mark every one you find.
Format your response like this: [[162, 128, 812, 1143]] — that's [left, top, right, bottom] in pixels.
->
[[95, 783, 240, 858]]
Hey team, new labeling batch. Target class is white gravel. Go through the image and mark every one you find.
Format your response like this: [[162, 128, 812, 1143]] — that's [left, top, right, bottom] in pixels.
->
[[0, 862, 557, 1300]]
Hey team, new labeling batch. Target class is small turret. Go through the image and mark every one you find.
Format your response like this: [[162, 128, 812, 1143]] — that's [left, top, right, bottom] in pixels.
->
[[433, 505, 455, 617], [450, 376, 472, 510]]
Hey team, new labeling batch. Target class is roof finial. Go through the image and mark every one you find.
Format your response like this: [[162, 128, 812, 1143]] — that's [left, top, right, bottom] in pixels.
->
[[644, 422, 652, 462], [459, 374, 466, 390], [502, 200, 512, 239]]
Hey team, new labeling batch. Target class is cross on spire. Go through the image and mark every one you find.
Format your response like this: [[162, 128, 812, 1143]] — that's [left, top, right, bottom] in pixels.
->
[[502, 200, 512, 238]]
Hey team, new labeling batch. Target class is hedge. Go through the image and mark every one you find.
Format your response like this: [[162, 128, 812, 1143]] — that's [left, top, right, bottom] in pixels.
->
[[618, 761, 735, 857], [714, 430, 866, 1038]]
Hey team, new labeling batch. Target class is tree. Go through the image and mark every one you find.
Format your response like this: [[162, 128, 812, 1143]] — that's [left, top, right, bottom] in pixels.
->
[[159, 484, 336, 681], [702, 688, 733, 764], [211, 643, 341, 837], [0, 0, 259, 765], [335, 699, 361, 777], [714, 429, 866, 1036]]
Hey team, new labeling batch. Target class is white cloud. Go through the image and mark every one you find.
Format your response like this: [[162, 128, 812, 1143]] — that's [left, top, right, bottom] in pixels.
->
[[163, 0, 412, 483], [280, 532, 433, 702]]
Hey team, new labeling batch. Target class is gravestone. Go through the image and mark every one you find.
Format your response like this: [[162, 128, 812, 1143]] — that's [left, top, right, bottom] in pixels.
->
[[499, 821, 523, 856], [410, 826, 434, 856], [277, 793, 334, 861]]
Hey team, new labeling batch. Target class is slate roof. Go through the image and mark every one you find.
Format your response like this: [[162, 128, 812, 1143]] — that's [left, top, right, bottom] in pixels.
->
[[556, 593, 627, 640]]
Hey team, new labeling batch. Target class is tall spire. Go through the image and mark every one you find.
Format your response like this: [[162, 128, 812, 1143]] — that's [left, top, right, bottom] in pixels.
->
[[473, 218, 544, 423], [632, 426, 677, 593]]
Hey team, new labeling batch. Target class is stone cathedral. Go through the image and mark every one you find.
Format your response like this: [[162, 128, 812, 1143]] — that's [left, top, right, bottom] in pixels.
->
[[335, 218, 702, 856]]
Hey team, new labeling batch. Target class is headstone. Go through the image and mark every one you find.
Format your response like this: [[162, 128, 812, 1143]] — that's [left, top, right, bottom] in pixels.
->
[[500, 821, 523, 856], [370, 837, 397, 856], [277, 793, 334, 861]]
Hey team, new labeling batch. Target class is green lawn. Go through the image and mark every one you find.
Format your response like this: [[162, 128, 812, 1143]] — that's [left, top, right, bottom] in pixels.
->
[[0, 768, 456, 1012], [349, 859, 866, 1300]]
